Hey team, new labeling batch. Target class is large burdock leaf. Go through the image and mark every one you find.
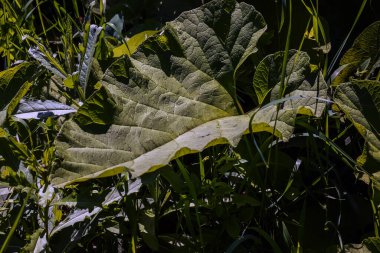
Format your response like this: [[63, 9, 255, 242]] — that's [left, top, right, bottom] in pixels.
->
[[52, 0, 267, 187], [52, 0, 325, 187], [334, 80, 380, 174]]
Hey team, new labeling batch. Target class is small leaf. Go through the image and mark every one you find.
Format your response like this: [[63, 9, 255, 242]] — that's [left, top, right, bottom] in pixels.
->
[[6, 81, 33, 117], [105, 14, 124, 39], [22, 228, 44, 253], [253, 50, 310, 105], [363, 237, 380, 252], [63, 74, 77, 89], [73, 86, 117, 126], [79, 24, 103, 92], [28, 47, 66, 79]]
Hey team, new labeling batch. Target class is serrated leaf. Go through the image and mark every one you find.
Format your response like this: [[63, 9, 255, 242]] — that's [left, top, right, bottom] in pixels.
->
[[52, 0, 326, 187], [334, 80, 380, 174], [79, 24, 103, 92], [28, 47, 66, 79], [13, 100, 76, 119]]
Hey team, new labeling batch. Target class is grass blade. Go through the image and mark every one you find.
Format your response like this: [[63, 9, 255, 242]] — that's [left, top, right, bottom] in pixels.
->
[[327, 0, 368, 77], [0, 189, 32, 253]]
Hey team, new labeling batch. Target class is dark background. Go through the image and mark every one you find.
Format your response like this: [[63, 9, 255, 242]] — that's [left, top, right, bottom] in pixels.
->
[[44, 0, 380, 61], [2, 0, 380, 68]]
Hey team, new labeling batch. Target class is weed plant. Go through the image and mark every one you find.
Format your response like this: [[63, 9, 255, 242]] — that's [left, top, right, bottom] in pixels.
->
[[0, 0, 379, 252]]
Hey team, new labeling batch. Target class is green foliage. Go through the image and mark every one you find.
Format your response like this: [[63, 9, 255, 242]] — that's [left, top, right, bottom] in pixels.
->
[[332, 21, 380, 84], [334, 80, 380, 170], [0, 0, 379, 252]]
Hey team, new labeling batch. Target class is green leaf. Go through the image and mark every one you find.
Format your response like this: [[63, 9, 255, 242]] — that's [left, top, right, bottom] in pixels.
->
[[7, 81, 33, 117], [334, 80, 380, 173], [0, 63, 36, 126], [79, 24, 103, 92], [341, 21, 380, 67], [251, 49, 328, 141], [139, 209, 159, 250], [28, 47, 66, 79], [253, 50, 310, 105], [73, 86, 116, 126], [53, 0, 267, 187], [22, 228, 44, 253], [251, 70, 328, 141], [0, 127, 30, 162], [113, 30, 158, 57], [333, 21, 380, 84], [51, 177, 141, 236], [52, 0, 325, 187], [0, 63, 36, 110]]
